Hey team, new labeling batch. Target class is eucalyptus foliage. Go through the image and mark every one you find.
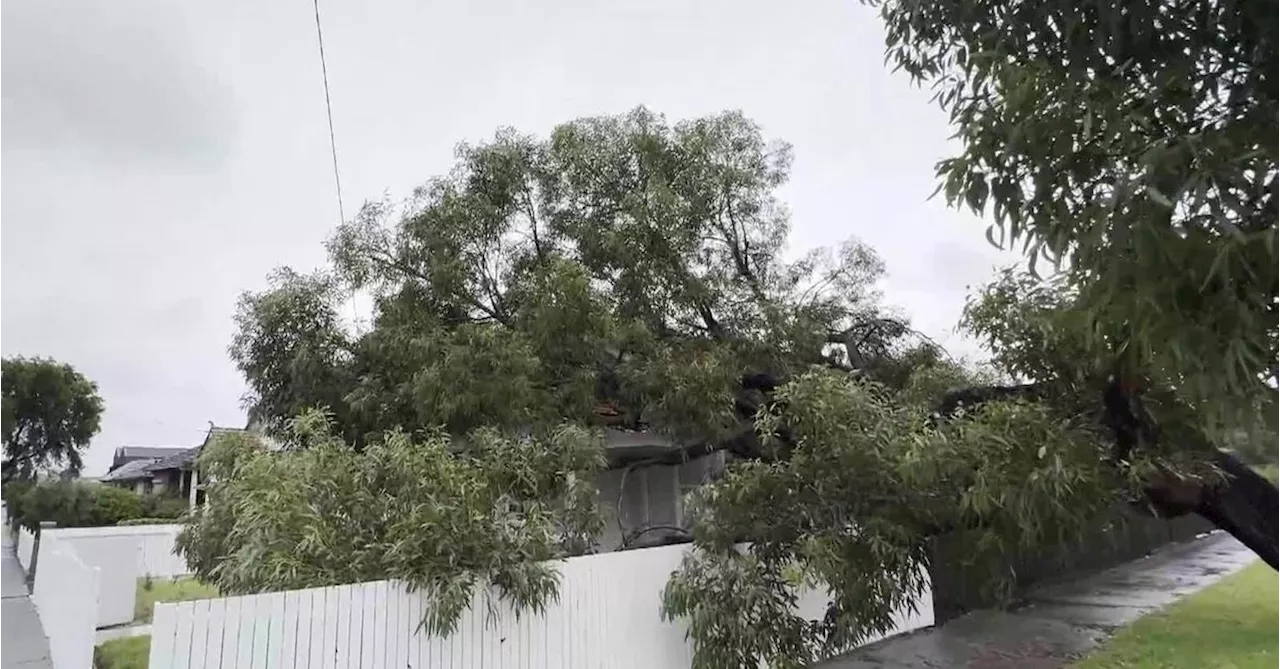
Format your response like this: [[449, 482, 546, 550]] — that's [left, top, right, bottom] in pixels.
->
[[175, 411, 605, 634], [207, 105, 1238, 668], [864, 0, 1278, 432], [231, 108, 923, 449], [662, 366, 1136, 668]]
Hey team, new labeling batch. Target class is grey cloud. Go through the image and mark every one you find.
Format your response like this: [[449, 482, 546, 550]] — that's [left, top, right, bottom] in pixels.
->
[[0, 1, 235, 170], [1, 0, 1018, 476]]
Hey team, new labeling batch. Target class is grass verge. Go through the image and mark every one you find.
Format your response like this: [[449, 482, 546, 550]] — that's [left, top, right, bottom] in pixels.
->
[[134, 576, 220, 624], [1070, 561, 1278, 669], [94, 636, 149, 669]]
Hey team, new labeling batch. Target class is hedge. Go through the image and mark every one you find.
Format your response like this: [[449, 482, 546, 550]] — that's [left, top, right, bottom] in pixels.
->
[[2, 480, 186, 531], [117, 517, 185, 526]]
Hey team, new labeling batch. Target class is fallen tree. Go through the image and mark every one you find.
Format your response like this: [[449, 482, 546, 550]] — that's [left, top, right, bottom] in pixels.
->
[[195, 106, 1277, 669], [858, 0, 1279, 571], [936, 380, 1279, 569]]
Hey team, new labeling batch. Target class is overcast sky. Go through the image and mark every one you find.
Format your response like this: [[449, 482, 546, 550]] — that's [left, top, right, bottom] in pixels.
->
[[1, 0, 1017, 475]]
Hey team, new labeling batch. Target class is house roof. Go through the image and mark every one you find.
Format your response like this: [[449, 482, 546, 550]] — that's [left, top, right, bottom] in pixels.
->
[[143, 447, 202, 473], [99, 458, 159, 482], [112, 446, 190, 466], [114, 424, 694, 476]]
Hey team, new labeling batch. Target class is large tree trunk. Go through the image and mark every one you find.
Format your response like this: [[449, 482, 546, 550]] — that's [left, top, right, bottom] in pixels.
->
[[1193, 449, 1279, 569], [935, 381, 1280, 570]]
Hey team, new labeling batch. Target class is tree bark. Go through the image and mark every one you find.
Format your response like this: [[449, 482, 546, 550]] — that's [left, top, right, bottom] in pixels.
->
[[938, 381, 1280, 570], [1195, 449, 1279, 569]]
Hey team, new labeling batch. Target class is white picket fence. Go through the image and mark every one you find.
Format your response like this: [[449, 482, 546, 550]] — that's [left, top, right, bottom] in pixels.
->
[[33, 525, 187, 630], [46, 524, 191, 578], [38, 529, 141, 627], [132, 524, 191, 578], [21, 524, 189, 669], [31, 532, 102, 669], [17, 525, 36, 570], [150, 543, 933, 669]]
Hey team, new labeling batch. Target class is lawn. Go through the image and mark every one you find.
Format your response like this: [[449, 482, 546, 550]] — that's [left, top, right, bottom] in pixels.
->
[[94, 636, 149, 669], [1257, 464, 1277, 485], [98, 578, 219, 669], [134, 576, 220, 624], [1071, 561, 1278, 669]]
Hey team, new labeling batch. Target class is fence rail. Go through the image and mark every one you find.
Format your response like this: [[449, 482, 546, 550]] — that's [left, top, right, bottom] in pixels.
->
[[150, 543, 933, 669]]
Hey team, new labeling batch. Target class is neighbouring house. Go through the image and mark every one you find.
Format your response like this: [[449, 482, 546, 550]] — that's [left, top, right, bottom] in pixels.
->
[[142, 446, 203, 505], [152, 426, 259, 507], [99, 422, 720, 552], [98, 428, 250, 507], [99, 446, 190, 496]]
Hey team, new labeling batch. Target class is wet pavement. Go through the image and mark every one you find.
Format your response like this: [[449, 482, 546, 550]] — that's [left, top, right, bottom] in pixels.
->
[[2, 531, 53, 669], [818, 532, 1258, 669]]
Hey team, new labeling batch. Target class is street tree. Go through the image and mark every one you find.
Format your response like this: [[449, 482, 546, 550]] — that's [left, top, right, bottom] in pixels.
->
[[1, 357, 105, 482], [194, 106, 1265, 668], [859, 0, 1278, 575], [229, 109, 924, 453]]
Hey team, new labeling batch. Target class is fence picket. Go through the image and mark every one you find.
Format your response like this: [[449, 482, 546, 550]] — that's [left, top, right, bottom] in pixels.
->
[[171, 600, 198, 669], [185, 598, 212, 669], [150, 602, 179, 669]]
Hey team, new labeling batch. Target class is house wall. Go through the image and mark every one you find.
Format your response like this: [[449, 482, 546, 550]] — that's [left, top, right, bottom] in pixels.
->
[[594, 452, 725, 551], [152, 470, 179, 495]]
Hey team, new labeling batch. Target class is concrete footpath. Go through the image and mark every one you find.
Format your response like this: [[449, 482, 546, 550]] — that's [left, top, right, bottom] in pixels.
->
[[819, 532, 1258, 669], [1, 532, 53, 669]]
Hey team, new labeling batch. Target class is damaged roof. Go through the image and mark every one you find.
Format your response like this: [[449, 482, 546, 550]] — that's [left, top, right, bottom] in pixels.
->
[[99, 458, 158, 482]]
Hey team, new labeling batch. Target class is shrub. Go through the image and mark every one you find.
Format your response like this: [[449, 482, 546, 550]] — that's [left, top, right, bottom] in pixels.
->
[[2, 480, 35, 526], [176, 412, 605, 635], [12, 481, 147, 530], [142, 494, 189, 519], [90, 485, 148, 525], [117, 517, 182, 527]]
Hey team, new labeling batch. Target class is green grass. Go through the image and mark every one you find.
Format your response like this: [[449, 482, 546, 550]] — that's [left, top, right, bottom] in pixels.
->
[[1256, 464, 1277, 485], [1071, 562, 1278, 669], [134, 576, 219, 624], [94, 636, 149, 669]]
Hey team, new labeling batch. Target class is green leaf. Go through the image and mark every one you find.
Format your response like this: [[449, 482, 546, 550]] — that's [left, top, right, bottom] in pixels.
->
[[1144, 185, 1176, 209]]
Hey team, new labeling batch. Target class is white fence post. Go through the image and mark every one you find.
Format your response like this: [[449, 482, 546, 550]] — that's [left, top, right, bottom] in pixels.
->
[[31, 534, 101, 669], [16, 526, 36, 571]]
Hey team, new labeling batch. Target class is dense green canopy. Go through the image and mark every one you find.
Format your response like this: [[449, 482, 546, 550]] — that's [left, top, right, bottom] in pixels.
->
[[187, 9, 1278, 665], [231, 108, 934, 451], [2, 357, 104, 482], [190, 108, 1175, 668], [865, 0, 1277, 430]]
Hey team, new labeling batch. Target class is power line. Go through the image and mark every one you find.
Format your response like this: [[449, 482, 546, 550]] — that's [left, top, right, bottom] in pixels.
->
[[311, 0, 345, 225], [310, 0, 362, 332]]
